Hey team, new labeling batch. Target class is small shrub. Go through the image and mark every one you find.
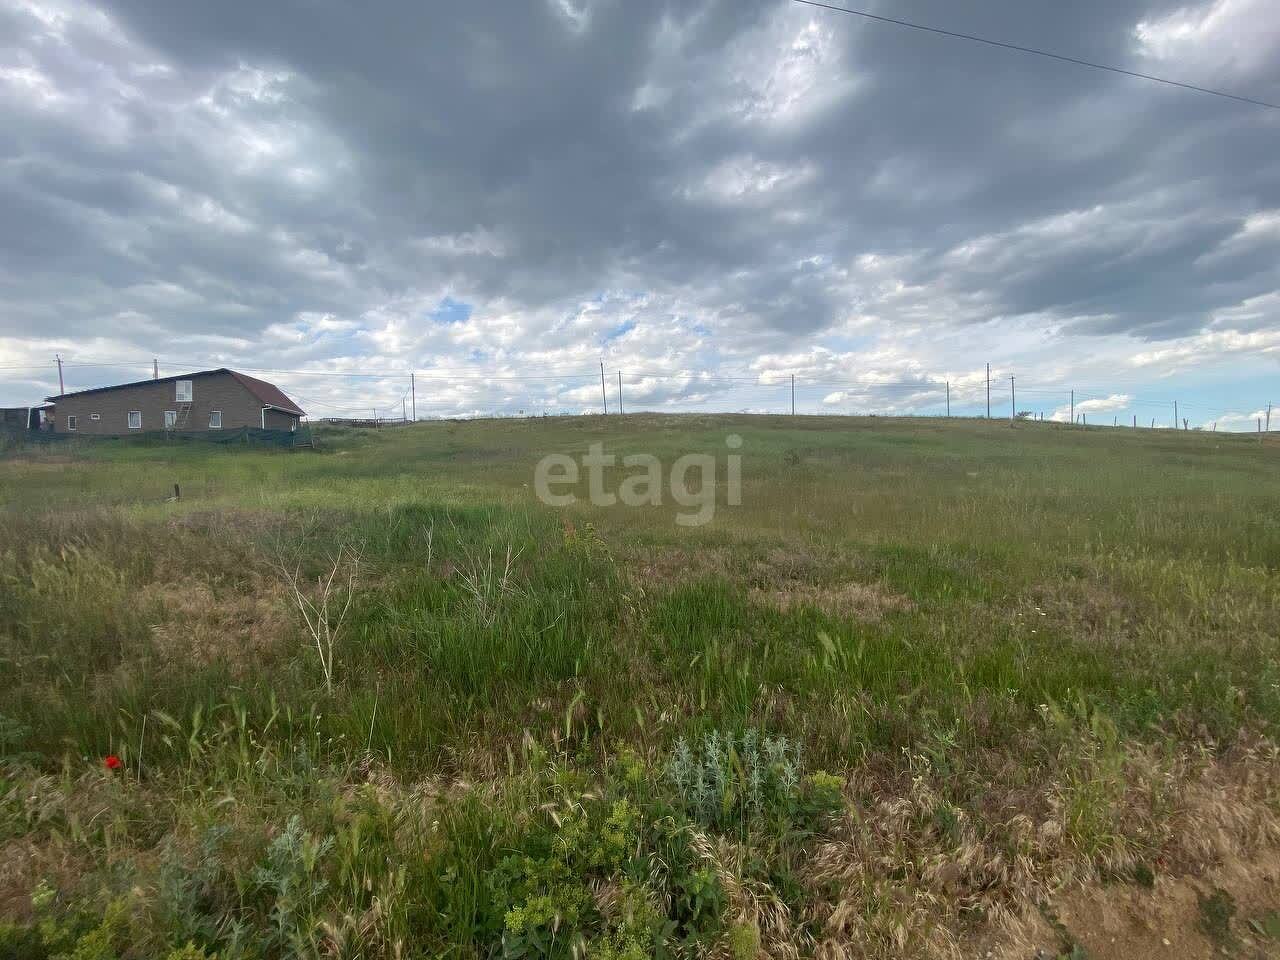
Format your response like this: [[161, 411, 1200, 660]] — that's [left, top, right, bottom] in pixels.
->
[[0, 921, 49, 960], [155, 826, 234, 950], [249, 816, 335, 959], [162, 946, 217, 960], [586, 883, 667, 960], [727, 922, 761, 960], [489, 799, 643, 958], [0, 890, 133, 960], [1198, 887, 1237, 947], [665, 729, 841, 835]]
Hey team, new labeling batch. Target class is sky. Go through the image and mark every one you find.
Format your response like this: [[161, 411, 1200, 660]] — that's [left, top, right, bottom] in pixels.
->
[[0, 0, 1277, 428]]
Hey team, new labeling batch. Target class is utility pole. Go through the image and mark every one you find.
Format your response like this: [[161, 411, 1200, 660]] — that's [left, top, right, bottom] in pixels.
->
[[945, 380, 950, 417], [1133, 414, 1136, 428], [55, 354, 64, 394], [153, 358, 158, 380], [1070, 389, 1074, 425], [402, 397, 407, 422], [617, 371, 623, 415], [791, 374, 796, 416], [986, 363, 990, 418], [411, 373, 416, 421], [1173, 400, 1178, 430], [1009, 376, 1015, 423], [600, 362, 608, 415], [1266, 403, 1272, 432]]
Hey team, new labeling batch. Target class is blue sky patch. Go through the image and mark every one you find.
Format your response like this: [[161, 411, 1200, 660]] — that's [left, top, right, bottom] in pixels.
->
[[431, 297, 473, 325]]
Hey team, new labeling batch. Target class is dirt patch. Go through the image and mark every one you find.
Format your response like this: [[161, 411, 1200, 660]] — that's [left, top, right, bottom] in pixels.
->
[[748, 545, 832, 584], [751, 580, 911, 622], [627, 546, 733, 586], [626, 543, 909, 621], [0, 457, 78, 471], [164, 507, 294, 548], [0, 838, 91, 922], [747, 545, 909, 621], [986, 848, 1280, 960], [1024, 578, 1140, 640], [146, 577, 294, 671]]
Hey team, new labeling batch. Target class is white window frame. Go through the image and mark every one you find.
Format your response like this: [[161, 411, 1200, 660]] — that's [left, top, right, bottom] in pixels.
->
[[66, 415, 77, 431], [175, 380, 193, 402], [164, 410, 177, 429], [209, 410, 223, 430], [128, 410, 142, 430]]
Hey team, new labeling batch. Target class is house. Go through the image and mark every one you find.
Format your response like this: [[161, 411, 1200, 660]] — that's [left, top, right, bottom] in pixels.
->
[[45, 369, 306, 436]]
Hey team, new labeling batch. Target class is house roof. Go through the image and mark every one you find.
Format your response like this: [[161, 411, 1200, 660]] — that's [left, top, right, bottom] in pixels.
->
[[224, 371, 306, 417], [46, 368, 306, 417]]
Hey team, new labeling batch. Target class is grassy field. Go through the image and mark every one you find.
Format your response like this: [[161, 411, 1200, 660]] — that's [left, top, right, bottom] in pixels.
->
[[1, 415, 1278, 959]]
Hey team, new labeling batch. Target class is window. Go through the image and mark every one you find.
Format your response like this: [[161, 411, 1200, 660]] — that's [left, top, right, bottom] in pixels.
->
[[175, 380, 192, 402], [209, 410, 222, 429], [164, 410, 177, 429], [90, 413, 100, 421], [128, 411, 142, 430], [66, 415, 77, 431]]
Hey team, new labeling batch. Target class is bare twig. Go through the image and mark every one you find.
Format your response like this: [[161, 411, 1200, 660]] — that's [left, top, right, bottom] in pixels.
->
[[276, 546, 359, 692], [448, 517, 524, 627]]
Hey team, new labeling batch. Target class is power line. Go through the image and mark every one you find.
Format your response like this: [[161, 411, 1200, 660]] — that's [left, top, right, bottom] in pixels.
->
[[0, 356, 1263, 429], [792, 0, 1280, 111], [59, 359, 598, 383]]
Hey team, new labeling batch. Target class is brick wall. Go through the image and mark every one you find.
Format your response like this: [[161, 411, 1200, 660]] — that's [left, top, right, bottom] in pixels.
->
[[50, 372, 292, 435]]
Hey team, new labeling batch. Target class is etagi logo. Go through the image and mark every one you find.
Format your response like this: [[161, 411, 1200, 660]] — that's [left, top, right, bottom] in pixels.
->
[[533, 435, 743, 526]]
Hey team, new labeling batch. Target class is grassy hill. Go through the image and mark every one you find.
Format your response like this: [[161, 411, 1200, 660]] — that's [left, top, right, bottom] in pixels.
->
[[2, 415, 1278, 958]]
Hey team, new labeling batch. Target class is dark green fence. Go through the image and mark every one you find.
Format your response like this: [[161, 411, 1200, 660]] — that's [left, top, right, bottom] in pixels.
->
[[5, 425, 313, 450]]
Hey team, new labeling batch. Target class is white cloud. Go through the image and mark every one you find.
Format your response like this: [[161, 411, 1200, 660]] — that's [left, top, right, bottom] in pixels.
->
[[639, 5, 859, 136], [547, 0, 591, 34], [415, 229, 508, 258], [1134, 0, 1280, 76], [727, 15, 855, 125], [1049, 393, 1130, 422], [1208, 409, 1269, 432], [1129, 327, 1280, 372], [1208, 290, 1280, 331], [0, 0, 1276, 425], [1199, 209, 1280, 263], [684, 155, 816, 204], [0, 63, 65, 107]]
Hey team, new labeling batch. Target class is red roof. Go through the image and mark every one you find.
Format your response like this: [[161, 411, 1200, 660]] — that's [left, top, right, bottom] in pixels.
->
[[226, 370, 306, 417], [47, 368, 306, 417]]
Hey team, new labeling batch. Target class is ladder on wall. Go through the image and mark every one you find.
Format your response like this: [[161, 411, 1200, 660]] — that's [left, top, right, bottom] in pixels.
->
[[171, 403, 193, 431]]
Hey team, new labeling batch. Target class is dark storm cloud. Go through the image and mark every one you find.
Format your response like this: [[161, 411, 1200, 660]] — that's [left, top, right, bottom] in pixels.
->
[[0, 0, 1278, 370]]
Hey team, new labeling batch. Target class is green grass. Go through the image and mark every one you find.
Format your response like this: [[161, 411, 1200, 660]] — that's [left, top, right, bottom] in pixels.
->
[[1, 414, 1278, 959]]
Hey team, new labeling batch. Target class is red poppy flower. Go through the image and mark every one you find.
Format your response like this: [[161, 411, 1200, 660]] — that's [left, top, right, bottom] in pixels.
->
[[104, 755, 122, 771]]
